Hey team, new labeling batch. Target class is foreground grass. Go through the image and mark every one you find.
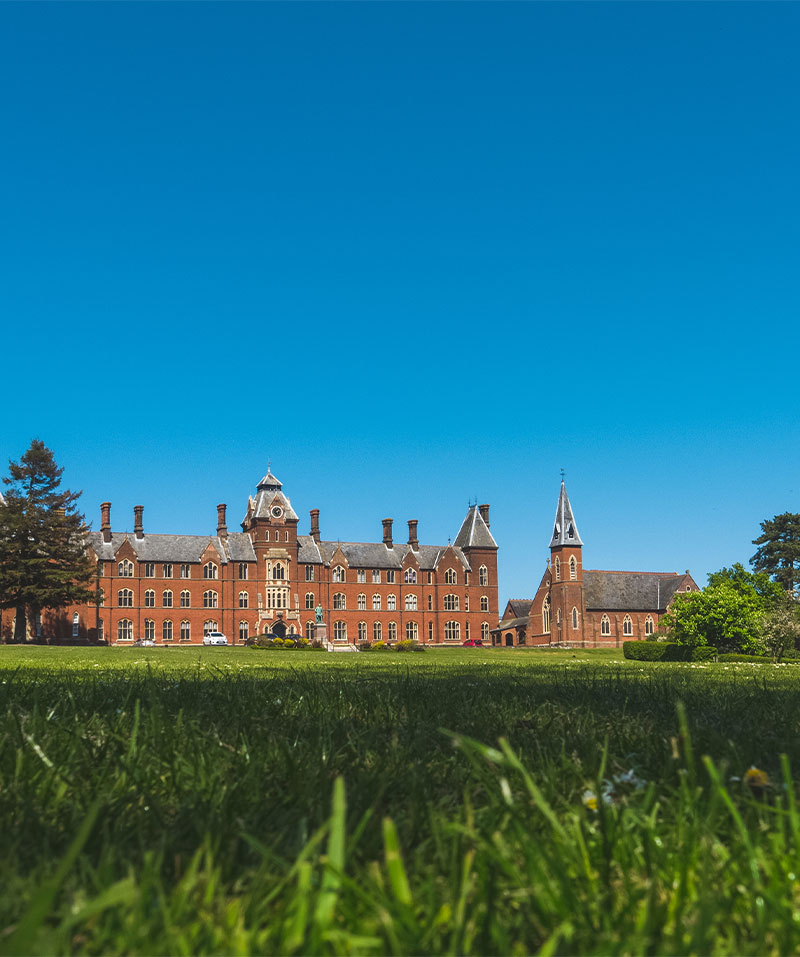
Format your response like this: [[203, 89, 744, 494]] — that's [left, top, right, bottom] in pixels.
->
[[2, 646, 800, 954]]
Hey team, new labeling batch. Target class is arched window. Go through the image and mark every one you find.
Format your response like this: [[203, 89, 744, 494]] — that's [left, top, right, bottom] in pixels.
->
[[572, 606, 579, 630], [388, 621, 397, 642], [481, 622, 490, 642], [542, 596, 551, 633], [334, 621, 347, 641], [645, 615, 654, 635], [480, 596, 489, 612], [358, 593, 366, 610], [72, 612, 79, 638], [239, 621, 248, 643], [405, 594, 418, 610], [162, 589, 173, 608], [117, 619, 133, 641], [332, 566, 346, 583], [180, 621, 190, 641], [373, 621, 382, 642], [305, 621, 315, 641], [203, 590, 218, 609], [203, 620, 218, 636], [427, 594, 433, 610], [554, 557, 561, 581], [404, 569, 417, 584], [306, 592, 315, 609], [118, 588, 133, 607], [601, 615, 611, 636], [569, 556, 577, 581], [387, 594, 396, 610], [557, 609, 561, 625], [203, 562, 218, 580], [443, 594, 459, 611], [479, 565, 488, 586], [272, 563, 285, 581], [333, 592, 346, 610], [358, 621, 367, 641], [180, 590, 190, 607], [445, 568, 457, 585], [144, 589, 155, 608], [118, 560, 133, 578], [144, 619, 155, 641], [623, 615, 633, 636], [406, 621, 419, 641], [162, 620, 173, 642], [444, 620, 460, 641], [239, 591, 249, 608], [429, 621, 434, 640], [372, 594, 381, 610]]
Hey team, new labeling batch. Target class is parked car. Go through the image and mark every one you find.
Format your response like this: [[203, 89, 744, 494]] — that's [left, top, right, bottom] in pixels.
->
[[203, 631, 228, 646], [134, 638, 156, 647], [462, 639, 483, 647]]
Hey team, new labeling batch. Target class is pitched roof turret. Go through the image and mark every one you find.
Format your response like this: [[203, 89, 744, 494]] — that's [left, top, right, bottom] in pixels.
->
[[453, 504, 498, 550], [550, 480, 583, 547]]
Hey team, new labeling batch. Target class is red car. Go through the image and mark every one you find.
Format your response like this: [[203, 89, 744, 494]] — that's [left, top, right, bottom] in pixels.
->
[[462, 639, 483, 647]]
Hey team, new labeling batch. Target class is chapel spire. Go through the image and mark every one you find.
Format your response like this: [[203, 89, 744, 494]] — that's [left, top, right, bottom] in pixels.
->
[[550, 479, 583, 547]]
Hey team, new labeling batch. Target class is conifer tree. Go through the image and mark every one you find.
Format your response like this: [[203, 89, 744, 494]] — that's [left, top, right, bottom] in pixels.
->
[[751, 513, 800, 593], [0, 440, 95, 642]]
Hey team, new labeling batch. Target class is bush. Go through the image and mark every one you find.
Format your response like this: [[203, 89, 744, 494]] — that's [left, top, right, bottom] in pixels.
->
[[623, 641, 692, 661], [358, 641, 373, 652], [395, 639, 416, 652], [692, 646, 716, 662], [372, 641, 389, 652]]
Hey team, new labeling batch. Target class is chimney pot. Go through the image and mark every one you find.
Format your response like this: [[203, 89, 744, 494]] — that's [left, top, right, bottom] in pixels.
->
[[217, 503, 228, 539], [134, 505, 144, 540], [310, 508, 320, 543], [382, 518, 393, 548], [100, 502, 112, 543], [478, 503, 490, 528], [407, 519, 419, 549]]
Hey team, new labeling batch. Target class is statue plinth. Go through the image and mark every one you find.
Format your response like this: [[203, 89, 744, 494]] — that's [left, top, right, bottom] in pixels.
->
[[315, 622, 328, 644]]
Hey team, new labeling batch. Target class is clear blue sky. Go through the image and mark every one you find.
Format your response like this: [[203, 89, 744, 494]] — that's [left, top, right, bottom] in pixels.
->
[[2, 2, 799, 604]]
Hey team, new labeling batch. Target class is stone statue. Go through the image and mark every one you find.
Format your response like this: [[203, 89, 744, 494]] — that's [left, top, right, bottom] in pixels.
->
[[315, 604, 324, 624]]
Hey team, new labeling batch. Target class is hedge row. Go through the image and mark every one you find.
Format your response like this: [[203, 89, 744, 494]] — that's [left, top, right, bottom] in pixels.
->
[[623, 642, 692, 661]]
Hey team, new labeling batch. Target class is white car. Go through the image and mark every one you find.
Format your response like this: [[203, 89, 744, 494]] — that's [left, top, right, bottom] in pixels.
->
[[203, 631, 228, 646]]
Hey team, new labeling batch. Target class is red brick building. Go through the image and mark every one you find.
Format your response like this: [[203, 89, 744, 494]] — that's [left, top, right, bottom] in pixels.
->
[[494, 480, 698, 647], [37, 470, 499, 646]]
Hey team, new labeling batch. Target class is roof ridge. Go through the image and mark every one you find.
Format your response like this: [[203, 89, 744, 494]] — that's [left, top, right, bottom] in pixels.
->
[[586, 569, 679, 576]]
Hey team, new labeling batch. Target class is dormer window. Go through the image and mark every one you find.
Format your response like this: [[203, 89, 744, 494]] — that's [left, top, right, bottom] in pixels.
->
[[567, 524, 574, 539], [332, 565, 346, 583]]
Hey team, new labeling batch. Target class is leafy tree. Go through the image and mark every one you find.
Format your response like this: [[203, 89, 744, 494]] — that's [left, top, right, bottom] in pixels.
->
[[707, 563, 784, 602], [751, 513, 800, 593], [0, 440, 95, 642], [760, 593, 800, 661], [660, 582, 765, 654]]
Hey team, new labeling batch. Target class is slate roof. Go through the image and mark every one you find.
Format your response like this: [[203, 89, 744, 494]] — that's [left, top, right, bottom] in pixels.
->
[[453, 506, 498, 550], [507, 599, 534, 618], [551, 481, 583, 547], [86, 531, 256, 564], [584, 571, 686, 611], [311, 540, 471, 571]]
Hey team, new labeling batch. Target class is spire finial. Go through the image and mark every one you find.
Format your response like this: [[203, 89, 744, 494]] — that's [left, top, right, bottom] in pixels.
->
[[560, 467, 565, 483]]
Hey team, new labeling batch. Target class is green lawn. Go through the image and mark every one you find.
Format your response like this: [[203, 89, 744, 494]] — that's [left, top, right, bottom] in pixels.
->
[[2, 645, 800, 954]]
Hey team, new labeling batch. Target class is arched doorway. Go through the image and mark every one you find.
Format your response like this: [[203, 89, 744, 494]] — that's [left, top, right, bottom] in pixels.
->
[[505, 632, 514, 647], [272, 619, 288, 639]]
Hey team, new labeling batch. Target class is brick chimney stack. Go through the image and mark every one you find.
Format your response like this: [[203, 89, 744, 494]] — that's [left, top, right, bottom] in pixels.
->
[[134, 505, 144, 540], [478, 504, 490, 528], [407, 519, 419, 549], [217, 504, 228, 539], [101, 502, 112, 543], [382, 518, 393, 548], [310, 509, 320, 543]]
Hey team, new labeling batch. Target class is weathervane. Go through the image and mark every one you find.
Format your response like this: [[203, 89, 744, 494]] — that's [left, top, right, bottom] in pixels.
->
[[560, 467, 565, 482]]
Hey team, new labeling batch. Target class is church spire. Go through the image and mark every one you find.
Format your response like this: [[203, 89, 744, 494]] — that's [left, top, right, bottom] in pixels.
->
[[550, 479, 583, 547]]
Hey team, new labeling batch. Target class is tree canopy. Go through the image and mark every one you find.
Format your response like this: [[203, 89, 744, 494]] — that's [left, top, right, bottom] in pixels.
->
[[0, 440, 95, 642], [751, 513, 800, 593]]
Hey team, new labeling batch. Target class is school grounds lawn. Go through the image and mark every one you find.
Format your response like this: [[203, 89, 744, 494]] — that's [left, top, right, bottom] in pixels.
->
[[2, 643, 800, 954]]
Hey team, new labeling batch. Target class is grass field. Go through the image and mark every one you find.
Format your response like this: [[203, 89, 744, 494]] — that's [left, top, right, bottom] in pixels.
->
[[2, 645, 800, 955]]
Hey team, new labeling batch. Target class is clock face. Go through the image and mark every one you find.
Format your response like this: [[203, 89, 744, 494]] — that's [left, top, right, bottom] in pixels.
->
[[271, 505, 283, 518]]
